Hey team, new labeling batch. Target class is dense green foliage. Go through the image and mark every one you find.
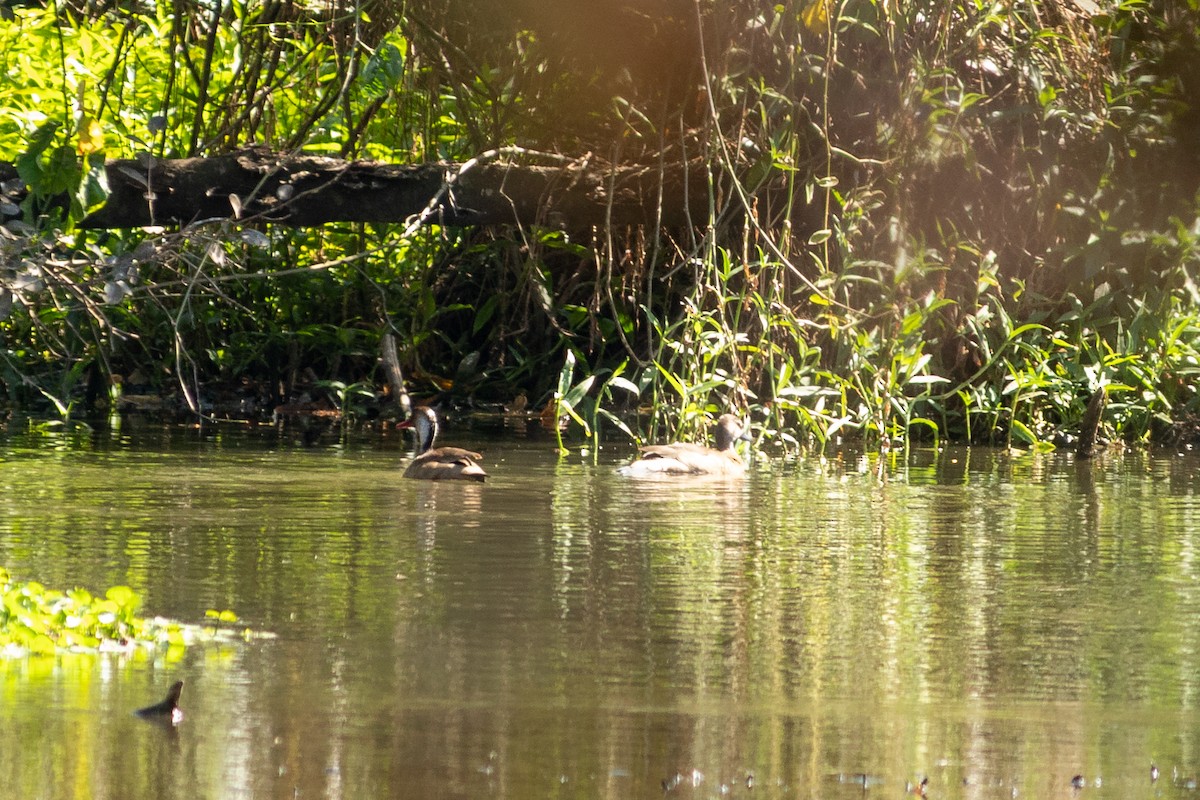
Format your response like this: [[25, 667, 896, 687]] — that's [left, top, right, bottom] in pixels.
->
[[0, 566, 239, 657], [1, 0, 1198, 449]]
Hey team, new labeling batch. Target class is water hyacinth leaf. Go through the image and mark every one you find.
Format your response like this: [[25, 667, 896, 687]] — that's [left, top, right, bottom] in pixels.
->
[[28, 634, 56, 656], [105, 585, 136, 607]]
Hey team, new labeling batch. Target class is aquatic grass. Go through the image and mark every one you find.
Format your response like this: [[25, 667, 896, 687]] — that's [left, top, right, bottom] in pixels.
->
[[551, 349, 640, 455]]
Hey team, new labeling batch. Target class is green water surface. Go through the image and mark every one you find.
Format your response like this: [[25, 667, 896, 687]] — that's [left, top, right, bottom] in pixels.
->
[[0, 420, 1198, 799]]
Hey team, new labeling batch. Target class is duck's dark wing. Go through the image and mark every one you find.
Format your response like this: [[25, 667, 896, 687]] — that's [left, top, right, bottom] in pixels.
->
[[404, 447, 488, 481]]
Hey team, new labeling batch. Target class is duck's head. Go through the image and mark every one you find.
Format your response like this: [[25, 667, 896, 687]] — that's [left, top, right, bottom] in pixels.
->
[[397, 406, 439, 453], [713, 414, 750, 451]]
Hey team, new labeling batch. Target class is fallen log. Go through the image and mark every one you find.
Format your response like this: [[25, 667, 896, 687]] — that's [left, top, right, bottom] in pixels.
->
[[1, 146, 709, 231]]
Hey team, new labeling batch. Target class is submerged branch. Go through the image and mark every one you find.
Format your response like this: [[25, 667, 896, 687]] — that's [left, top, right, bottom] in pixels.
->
[[1076, 387, 1108, 459]]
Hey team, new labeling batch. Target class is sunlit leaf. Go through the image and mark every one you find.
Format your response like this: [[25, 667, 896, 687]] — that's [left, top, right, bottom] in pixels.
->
[[606, 376, 640, 396], [801, 0, 828, 33], [1009, 419, 1039, 445], [105, 585, 136, 607], [76, 117, 105, 156], [28, 634, 56, 656]]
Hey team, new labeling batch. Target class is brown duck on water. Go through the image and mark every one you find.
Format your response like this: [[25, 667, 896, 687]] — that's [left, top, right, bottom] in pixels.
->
[[397, 406, 488, 482], [618, 414, 751, 477]]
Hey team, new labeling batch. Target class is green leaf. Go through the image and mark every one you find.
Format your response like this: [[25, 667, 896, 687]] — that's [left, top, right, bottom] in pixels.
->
[[42, 144, 82, 196], [14, 121, 61, 187], [105, 585, 137, 608], [1007, 323, 1050, 341], [72, 153, 110, 221], [556, 349, 576, 399], [28, 634, 56, 656], [654, 362, 687, 398], [1009, 419, 1039, 445], [360, 41, 406, 99], [473, 294, 499, 334], [606, 376, 640, 396], [562, 374, 596, 406], [596, 408, 636, 440]]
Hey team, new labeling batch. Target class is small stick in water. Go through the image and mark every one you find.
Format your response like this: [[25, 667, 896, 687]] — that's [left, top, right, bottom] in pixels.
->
[[1076, 387, 1107, 459], [380, 332, 411, 418]]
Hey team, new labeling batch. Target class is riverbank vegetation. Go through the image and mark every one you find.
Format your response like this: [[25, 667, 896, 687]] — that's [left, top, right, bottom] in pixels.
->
[[1, 0, 1198, 451]]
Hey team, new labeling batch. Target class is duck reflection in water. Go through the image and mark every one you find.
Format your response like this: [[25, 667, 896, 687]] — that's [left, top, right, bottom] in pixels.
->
[[618, 414, 751, 478], [397, 406, 488, 482]]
